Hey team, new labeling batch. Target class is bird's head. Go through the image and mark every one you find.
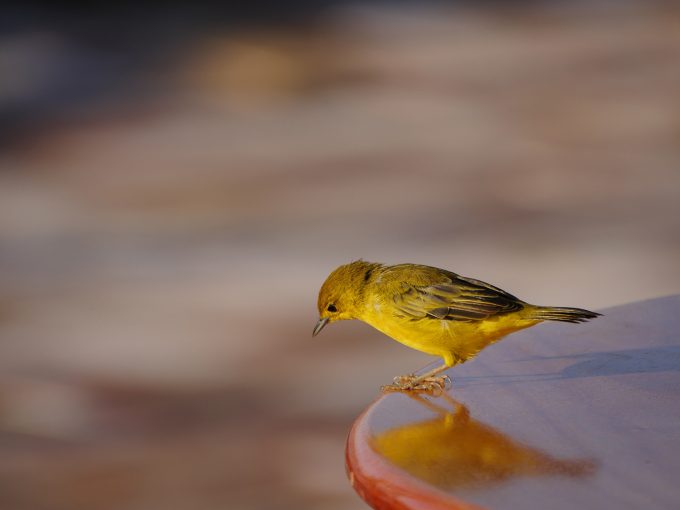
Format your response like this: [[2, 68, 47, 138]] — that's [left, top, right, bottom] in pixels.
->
[[313, 260, 379, 336]]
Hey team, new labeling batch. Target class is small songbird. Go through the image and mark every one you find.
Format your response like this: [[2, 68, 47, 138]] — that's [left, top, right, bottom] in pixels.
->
[[313, 260, 600, 393]]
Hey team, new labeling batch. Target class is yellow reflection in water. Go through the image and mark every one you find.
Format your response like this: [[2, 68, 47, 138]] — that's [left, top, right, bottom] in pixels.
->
[[371, 394, 596, 491]]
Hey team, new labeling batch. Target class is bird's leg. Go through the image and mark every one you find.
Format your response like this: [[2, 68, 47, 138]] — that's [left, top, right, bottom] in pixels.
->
[[405, 363, 452, 393], [381, 363, 451, 396]]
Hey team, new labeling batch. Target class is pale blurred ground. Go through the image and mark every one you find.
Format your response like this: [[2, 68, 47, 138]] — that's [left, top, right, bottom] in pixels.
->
[[1, 2, 679, 509]]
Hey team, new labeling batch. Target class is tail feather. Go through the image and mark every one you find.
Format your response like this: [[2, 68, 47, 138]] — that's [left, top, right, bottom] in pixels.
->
[[530, 306, 601, 324]]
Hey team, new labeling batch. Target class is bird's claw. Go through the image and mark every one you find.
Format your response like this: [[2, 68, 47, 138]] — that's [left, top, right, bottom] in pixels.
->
[[381, 374, 452, 397], [392, 374, 416, 386]]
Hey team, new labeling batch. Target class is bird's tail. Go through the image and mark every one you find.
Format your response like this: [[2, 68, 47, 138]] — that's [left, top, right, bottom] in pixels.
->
[[529, 306, 601, 324]]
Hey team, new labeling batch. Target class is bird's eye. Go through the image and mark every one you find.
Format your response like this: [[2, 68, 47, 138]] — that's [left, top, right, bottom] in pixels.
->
[[327, 304, 337, 313]]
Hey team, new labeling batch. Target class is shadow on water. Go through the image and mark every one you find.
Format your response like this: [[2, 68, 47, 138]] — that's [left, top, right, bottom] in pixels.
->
[[455, 345, 680, 387], [370, 394, 597, 492]]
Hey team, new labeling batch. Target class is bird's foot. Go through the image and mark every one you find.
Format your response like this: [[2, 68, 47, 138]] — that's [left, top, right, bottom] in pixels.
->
[[381, 374, 451, 397]]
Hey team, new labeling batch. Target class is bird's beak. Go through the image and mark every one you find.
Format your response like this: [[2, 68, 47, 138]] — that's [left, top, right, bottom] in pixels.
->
[[312, 317, 329, 337]]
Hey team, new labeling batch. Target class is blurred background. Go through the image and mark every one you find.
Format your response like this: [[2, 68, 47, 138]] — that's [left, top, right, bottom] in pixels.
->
[[1, 1, 679, 509]]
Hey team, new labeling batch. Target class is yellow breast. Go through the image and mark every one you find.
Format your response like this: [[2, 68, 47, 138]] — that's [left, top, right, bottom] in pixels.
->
[[361, 302, 539, 366]]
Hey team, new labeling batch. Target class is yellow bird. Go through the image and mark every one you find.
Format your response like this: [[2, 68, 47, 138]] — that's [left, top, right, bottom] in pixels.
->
[[313, 260, 600, 392]]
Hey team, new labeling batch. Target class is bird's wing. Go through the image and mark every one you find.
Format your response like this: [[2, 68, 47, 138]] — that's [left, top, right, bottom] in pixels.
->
[[391, 271, 525, 322]]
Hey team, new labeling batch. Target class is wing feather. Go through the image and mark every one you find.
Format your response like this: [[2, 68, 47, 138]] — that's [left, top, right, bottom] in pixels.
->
[[392, 269, 524, 322]]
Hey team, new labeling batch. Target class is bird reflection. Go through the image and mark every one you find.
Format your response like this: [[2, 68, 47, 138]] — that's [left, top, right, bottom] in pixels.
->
[[370, 394, 596, 491]]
